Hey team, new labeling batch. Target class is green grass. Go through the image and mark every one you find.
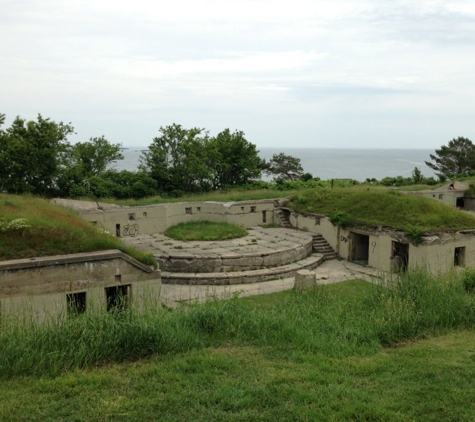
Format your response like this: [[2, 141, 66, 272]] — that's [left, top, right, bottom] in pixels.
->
[[2, 270, 475, 379], [98, 188, 297, 206], [2, 332, 475, 421], [164, 221, 248, 241], [0, 194, 156, 266], [1, 272, 475, 420], [290, 188, 475, 231]]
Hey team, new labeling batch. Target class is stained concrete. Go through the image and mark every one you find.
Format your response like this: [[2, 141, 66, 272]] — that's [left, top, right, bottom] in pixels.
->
[[160, 259, 387, 307], [123, 227, 314, 274]]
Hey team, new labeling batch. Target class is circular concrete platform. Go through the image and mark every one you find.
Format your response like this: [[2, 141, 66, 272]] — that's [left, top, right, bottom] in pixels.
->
[[123, 227, 314, 273]]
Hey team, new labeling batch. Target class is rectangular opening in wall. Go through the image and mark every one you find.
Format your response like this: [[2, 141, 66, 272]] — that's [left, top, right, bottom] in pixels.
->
[[262, 210, 266, 223], [116, 224, 121, 237], [105, 285, 130, 313], [454, 246, 466, 267], [185, 207, 192, 214], [391, 241, 409, 273], [349, 232, 369, 264], [67, 292, 87, 315], [250, 206, 256, 213], [128, 213, 136, 221], [143, 212, 147, 218], [457, 197, 465, 209], [197, 207, 201, 212], [241, 206, 245, 211]]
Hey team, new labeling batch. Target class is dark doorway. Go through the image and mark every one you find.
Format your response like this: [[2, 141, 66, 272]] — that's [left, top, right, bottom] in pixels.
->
[[105, 285, 130, 312], [350, 233, 369, 264], [456, 197, 465, 209], [454, 247, 466, 267], [392, 241, 409, 273], [67, 292, 87, 315], [116, 224, 121, 237]]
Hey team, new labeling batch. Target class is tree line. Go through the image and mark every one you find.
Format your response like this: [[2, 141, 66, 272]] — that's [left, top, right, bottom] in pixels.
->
[[0, 114, 309, 199], [1, 112, 473, 199]]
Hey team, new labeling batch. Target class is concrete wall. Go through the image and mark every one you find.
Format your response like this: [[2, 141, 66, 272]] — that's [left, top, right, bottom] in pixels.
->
[[408, 190, 465, 208], [0, 250, 161, 323], [288, 212, 339, 251], [62, 198, 475, 275], [464, 196, 475, 211], [288, 208, 475, 275], [79, 200, 276, 238], [408, 234, 475, 273]]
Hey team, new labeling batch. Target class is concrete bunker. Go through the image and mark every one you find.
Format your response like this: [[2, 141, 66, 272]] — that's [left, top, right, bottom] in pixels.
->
[[0, 250, 161, 323]]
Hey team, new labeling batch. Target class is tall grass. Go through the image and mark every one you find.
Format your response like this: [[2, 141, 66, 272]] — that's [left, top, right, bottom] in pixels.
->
[[0, 194, 156, 266], [1, 269, 475, 378]]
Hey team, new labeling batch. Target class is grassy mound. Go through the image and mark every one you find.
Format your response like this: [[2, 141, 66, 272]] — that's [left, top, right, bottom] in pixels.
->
[[164, 221, 248, 241], [0, 194, 156, 266], [289, 188, 475, 231]]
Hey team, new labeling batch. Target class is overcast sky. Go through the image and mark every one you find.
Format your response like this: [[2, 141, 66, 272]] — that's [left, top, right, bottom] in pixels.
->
[[1, 0, 474, 148]]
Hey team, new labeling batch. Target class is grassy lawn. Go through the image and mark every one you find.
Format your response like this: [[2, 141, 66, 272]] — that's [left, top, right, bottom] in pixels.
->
[[164, 221, 248, 241], [1, 330, 475, 421], [2, 275, 475, 420]]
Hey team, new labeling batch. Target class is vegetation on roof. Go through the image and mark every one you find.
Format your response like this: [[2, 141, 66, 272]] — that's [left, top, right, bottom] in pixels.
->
[[164, 221, 247, 241], [0, 194, 156, 266], [289, 187, 475, 232]]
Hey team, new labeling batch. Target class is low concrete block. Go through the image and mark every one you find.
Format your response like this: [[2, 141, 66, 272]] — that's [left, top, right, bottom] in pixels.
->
[[294, 269, 316, 290]]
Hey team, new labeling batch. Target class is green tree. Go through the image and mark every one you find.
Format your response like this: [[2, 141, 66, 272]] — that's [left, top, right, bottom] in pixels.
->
[[139, 124, 211, 194], [265, 153, 304, 181], [425, 137, 475, 176], [71, 136, 124, 177], [412, 167, 424, 184], [0, 114, 74, 196], [70, 170, 157, 199], [208, 129, 262, 189], [300, 172, 313, 182]]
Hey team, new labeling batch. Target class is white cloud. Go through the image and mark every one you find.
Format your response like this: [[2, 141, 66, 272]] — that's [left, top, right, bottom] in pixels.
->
[[1, 0, 474, 148]]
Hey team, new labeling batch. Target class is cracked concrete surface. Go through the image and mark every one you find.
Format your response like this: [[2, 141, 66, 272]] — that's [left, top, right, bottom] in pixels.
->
[[160, 259, 388, 307]]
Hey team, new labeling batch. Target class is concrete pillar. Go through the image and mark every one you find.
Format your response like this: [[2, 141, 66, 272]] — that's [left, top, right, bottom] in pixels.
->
[[294, 269, 316, 290]]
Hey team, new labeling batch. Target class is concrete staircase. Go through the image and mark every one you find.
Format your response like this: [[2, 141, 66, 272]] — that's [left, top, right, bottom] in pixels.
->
[[276, 208, 292, 228], [312, 234, 338, 260]]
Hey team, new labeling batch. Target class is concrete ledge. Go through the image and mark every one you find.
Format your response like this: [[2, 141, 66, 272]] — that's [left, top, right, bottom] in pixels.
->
[[0, 249, 155, 273], [158, 239, 313, 273], [161, 254, 324, 285]]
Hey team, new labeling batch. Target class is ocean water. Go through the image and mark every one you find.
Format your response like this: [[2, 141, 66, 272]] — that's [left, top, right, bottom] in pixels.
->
[[112, 148, 437, 182]]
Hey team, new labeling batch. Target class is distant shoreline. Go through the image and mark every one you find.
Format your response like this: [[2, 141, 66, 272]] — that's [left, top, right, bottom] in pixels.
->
[[111, 147, 436, 182]]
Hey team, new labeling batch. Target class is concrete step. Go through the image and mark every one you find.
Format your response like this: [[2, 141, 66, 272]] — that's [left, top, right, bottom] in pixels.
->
[[161, 253, 325, 285], [276, 207, 293, 229], [311, 234, 337, 260]]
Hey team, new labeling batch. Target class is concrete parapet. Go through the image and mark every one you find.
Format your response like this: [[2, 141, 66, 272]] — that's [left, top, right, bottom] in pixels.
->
[[161, 254, 324, 285], [294, 269, 316, 291]]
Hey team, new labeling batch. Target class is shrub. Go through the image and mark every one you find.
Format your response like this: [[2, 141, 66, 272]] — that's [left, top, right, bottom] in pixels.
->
[[329, 211, 351, 228], [405, 225, 423, 245]]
